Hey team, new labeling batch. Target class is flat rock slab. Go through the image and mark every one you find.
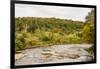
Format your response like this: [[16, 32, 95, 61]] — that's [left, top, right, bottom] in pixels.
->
[[15, 53, 26, 60], [15, 44, 94, 65]]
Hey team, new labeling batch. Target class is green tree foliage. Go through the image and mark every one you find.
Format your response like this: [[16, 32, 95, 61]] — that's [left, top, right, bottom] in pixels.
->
[[83, 10, 95, 43], [15, 14, 94, 50]]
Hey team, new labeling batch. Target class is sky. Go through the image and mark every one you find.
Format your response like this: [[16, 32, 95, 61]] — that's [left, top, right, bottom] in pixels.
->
[[15, 4, 93, 22]]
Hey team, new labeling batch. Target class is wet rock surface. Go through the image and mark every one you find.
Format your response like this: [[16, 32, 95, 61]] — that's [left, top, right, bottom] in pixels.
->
[[15, 44, 94, 65]]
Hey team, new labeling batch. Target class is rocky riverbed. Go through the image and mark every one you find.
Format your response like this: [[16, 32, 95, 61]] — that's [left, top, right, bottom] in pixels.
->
[[15, 44, 94, 65]]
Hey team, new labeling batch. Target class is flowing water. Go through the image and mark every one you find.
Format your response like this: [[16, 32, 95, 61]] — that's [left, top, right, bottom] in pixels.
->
[[15, 44, 94, 65]]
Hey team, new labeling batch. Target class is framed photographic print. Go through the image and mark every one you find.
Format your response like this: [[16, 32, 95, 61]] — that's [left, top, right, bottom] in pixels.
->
[[10, 0, 96, 69]]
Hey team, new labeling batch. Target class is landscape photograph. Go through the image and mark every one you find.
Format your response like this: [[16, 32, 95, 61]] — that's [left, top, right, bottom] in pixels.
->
[[15, 3, 95, 65]]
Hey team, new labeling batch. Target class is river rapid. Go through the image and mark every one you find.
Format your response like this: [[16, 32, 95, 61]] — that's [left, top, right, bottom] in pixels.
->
[[15, 44, 94, 65]]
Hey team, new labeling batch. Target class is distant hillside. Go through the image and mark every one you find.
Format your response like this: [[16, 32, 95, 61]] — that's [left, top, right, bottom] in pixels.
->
[[15, 17, 84, 33]]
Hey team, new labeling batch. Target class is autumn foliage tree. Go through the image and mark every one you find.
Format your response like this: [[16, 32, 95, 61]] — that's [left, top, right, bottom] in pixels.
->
[[83, 9, 95, 43]]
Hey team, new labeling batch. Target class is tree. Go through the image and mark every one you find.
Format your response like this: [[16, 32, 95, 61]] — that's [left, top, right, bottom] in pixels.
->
[[83, 9, 95, 43]]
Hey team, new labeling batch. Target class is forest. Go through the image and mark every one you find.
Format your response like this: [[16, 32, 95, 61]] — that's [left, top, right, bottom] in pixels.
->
[[15, 10, 95, 51]]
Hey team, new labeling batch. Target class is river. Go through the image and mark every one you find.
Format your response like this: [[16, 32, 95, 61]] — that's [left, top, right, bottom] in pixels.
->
[[15, 44, 94, 65]]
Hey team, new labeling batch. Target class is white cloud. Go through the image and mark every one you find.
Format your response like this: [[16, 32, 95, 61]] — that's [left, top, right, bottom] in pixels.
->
[[15, 4, 92, 22]]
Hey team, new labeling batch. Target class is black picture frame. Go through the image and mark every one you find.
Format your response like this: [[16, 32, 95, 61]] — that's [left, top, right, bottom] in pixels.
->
[[10, 0, 97, 69]]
